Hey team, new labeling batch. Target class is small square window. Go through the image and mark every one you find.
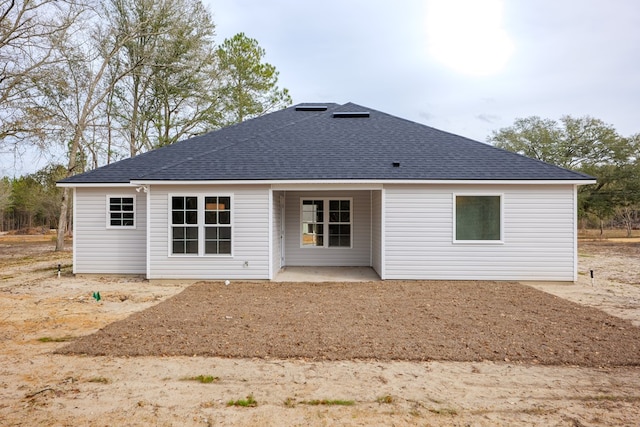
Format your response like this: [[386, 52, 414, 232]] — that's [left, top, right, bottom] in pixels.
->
[[455, 195, 501, 241], [107, 196, 135, 228]]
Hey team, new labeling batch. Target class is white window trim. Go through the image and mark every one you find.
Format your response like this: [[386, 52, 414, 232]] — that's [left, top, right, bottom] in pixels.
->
[[452, 193, 504, 245], [106, 194, 136, 229], [167, 193, 234, 257], [299, 197, 353, 249]]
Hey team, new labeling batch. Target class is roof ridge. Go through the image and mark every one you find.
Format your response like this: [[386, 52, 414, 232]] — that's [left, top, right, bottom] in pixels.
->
[[136, 103, 344, 180]]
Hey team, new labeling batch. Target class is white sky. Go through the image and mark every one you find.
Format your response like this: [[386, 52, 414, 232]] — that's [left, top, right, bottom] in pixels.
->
[[208, 0, 639, 141], [2, 0, 639, 177]]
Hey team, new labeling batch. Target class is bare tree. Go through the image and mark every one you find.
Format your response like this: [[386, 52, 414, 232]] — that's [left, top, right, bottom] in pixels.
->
[[29, 0, 160, 250], [108, 0, 221, 156], [4, 0, 294, 250], [0, 0, 83, 144]]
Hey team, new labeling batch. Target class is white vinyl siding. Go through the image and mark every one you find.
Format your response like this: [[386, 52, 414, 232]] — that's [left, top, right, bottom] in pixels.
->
[[371, 190, 383, 277], [74, 188, 146, 274], [384, 184, 577, 281], [284, 191, 371, 266], [272, 191, 284, 277], [149, 185, 270, 279]]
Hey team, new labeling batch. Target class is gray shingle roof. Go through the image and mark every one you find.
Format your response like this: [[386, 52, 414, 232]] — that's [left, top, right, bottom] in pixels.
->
[[60, 102, 593, 183]]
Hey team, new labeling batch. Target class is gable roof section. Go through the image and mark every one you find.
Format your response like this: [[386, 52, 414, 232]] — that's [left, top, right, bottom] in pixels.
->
[[60, 102, 593, 184]]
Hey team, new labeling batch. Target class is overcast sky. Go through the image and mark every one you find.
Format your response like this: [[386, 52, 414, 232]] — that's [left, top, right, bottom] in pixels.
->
[[3, 0, 639, 177], [208, 0, 639, 142]]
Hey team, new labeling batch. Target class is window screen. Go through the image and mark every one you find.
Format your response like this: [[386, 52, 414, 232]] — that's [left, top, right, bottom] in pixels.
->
[[456, 196, 501, 241]]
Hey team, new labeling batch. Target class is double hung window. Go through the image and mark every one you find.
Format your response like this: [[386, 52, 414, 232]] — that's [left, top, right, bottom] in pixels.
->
[[301, 198, 351, 248], [171, 195, 232, 255], [204, 196, 232, 254], [171, 196, 199, 254]]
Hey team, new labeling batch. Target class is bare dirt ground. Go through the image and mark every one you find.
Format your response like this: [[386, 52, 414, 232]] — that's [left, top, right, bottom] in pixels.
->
[[57, 280, 640, 367], [1, 235, 639, 426]]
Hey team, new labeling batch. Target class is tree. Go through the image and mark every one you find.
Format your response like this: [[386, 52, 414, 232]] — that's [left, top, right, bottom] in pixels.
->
[[489, 115, 628, 169], [0, 0, 82, 144], [2, 0, 295, 248], [0, 177, 11, 231], [10, 174, 40, 229], [489, 116, 639, 232], [1, 165, 64, 231], [30, 163, 66, 228], [216, 32, 292, 126], [30, 0, 161, 250], [107, 0, 222, 156]]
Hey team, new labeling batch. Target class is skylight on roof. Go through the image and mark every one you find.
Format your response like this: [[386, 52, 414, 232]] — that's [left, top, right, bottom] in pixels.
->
[[332, 111, 370, 118], [295, 105, 328, 111]]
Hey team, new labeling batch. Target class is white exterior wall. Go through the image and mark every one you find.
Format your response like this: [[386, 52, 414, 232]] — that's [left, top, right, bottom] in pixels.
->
[[283, 190, 371, 267], [384, 184, 577, 281], [272, 191, 284, 278], [148, 185, 270, 279], [371, 190, 383, 277], [74, 187, 146, 274]]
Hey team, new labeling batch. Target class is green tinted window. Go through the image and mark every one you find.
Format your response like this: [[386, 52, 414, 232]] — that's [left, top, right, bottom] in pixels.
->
[[456, 196, 501, 241]]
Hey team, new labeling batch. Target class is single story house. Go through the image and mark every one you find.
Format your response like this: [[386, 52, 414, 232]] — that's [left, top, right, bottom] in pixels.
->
[[58, 102, 595, 281]]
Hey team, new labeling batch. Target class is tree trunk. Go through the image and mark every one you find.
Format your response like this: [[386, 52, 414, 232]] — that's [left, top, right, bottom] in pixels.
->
[[56, 187, 70, 251], [56, 130, 80, 251]]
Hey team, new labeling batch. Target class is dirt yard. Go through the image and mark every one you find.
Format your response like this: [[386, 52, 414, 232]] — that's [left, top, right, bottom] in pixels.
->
[[1, 235, 639, 426]]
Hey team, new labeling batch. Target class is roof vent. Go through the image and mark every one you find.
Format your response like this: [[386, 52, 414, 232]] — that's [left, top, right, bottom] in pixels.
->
[[392, 162, 400, 168], [295, 105, 328, 111], [332, 111, 370, 118]]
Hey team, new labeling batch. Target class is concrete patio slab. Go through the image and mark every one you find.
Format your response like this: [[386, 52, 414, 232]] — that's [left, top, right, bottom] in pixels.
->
[[274, 266, 381, 282]]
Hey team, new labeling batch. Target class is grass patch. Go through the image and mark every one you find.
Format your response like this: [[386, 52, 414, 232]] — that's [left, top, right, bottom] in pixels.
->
[[38, 336, 74, 343], [227, 394, 257, 407], [87, 377, 110, 384], [574, 395, 640, 402], [521, 407, 557, 415], [284, 397, 296, 408], [34, 263, 72, 273], [428, 407, 458, 416], [300, 399, 355, 406], [376, 395, 394, 404], [181, 375, 219, 384], [578, 228, 640, 240]]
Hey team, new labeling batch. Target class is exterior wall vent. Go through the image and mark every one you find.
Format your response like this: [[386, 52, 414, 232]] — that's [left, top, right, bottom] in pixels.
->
[[392, 162, 401, 168], [332, 111, 370, 118], [295, 105, 328, 111]]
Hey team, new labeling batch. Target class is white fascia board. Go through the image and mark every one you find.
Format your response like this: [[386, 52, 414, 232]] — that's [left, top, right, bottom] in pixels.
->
[[57, 182, 134, 188], [271, 183, 383, 191], [129, 179, 596, 187]]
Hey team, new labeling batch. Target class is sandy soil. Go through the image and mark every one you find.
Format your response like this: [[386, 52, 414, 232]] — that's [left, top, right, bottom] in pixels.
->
[[1, 237, 639, 426]]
